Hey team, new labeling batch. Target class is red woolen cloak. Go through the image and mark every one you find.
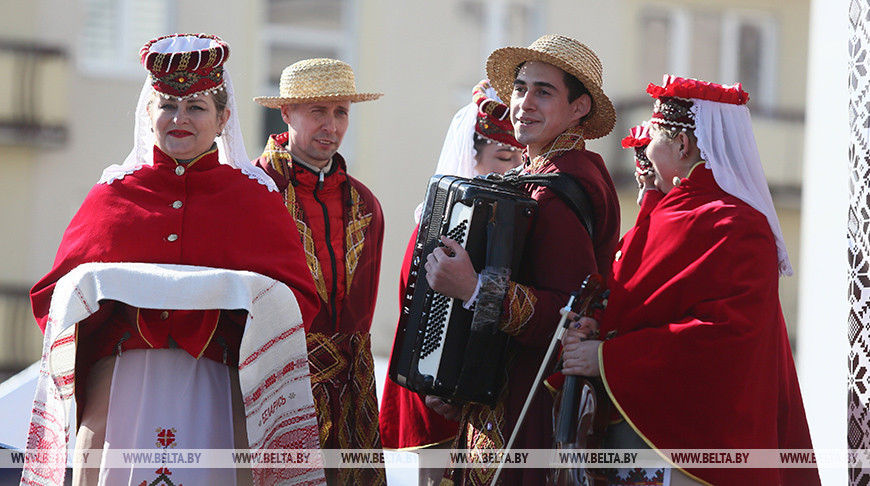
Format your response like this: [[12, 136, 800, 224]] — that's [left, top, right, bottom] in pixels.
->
[[599, 166, 819, 485], [31, 146, 320, 332]]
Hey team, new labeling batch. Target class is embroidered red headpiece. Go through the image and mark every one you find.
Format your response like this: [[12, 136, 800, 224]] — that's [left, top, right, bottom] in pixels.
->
[[646, 75, 749, 131], [140, 33, 229, 100], [472, 79, 523, 149]]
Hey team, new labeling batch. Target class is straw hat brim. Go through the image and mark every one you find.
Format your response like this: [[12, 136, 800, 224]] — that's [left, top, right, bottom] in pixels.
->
[[486, 47, 616, 140], [254, 92, 383, 108]]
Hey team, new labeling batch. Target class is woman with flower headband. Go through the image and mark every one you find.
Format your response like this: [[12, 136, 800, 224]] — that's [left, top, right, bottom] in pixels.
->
[[379, 79, 522, 486], [561, 75, 819, 485], [622, 122, 656, 206], [23, 34, 323, 486]]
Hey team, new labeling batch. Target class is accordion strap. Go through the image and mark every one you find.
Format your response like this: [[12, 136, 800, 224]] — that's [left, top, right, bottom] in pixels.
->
[[490, 172, 595, 239]]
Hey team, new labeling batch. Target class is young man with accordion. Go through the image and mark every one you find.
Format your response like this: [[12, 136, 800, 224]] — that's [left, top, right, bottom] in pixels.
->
[[412, 35, 622, 485]]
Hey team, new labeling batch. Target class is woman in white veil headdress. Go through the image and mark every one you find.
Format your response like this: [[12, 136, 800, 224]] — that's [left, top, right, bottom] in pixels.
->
[[24, 33, 323, 486], [560, 75, 818, 486], [379, 80, 522, 484], [100, 34, 276, 191], [413, 79, 525, 222]]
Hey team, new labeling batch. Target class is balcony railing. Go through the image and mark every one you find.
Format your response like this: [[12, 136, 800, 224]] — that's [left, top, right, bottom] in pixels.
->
[[0, 39, 68, 148]]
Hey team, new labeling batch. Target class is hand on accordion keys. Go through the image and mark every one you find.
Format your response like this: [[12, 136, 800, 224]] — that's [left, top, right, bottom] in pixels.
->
[[560, 316, 603, 377], [424, 235, 479, 303]]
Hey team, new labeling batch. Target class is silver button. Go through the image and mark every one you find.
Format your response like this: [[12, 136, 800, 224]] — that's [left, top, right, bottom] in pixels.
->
[[175, 166, 185, 176], [167, 233, 178, 242], [172, 200, 183, 209], [614, 250, 622, 261], [160, 311, 169, 320]]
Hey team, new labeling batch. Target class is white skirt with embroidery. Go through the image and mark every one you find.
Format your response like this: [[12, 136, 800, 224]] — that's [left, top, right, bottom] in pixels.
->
[[99, 349, 236, 486]]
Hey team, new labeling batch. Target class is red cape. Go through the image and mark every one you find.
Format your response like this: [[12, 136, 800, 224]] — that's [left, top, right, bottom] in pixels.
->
[[599, 166, 819, 485], [31, 146, 320, 331]]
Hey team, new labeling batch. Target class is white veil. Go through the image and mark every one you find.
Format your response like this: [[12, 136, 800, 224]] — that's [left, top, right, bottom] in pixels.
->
[[412, 101, 479, 223], [98, 70, 278, 192], [691, 99, 792, 276], [413, 83, 509, 223]]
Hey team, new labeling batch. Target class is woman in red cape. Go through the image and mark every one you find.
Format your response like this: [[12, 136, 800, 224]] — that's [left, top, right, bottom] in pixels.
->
[[379, 79, 522, 484], [561, 75, 820, 486], [25, 34, 321, 486]]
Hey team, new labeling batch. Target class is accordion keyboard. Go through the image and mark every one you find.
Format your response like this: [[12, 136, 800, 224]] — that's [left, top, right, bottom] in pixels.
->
[[418, 202, 473, 376]]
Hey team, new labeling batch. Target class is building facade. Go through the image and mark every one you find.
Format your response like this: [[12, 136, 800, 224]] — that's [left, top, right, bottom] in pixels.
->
[[0, 0, 811, 381]]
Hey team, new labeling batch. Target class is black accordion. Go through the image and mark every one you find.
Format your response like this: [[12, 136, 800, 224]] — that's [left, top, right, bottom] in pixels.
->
[[388, 175, 536, 405]]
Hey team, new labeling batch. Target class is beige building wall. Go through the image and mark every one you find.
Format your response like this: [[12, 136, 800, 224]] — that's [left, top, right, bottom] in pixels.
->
[[0, 0, 811, 372], [352, 0, 811, 357]]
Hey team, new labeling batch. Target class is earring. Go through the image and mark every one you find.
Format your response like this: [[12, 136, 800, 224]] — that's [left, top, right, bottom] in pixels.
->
[[679, 150, 686, 158]]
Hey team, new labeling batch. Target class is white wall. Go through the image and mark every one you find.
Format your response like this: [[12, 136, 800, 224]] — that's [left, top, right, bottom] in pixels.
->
[[798, 0, 849, 484]]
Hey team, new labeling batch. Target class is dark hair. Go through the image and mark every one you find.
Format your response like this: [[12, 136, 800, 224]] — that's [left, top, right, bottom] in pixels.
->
[[513, 61, 590, 103], [562, 71, 589, 103]]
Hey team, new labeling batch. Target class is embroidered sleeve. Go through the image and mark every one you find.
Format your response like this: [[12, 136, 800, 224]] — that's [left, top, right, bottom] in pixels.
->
[[498, 281, 537, 336]]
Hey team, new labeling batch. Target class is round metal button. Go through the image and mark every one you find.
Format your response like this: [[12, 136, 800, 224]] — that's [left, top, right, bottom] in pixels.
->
[[160, 311, 169, 320], [167, 233, 178, 242], [172, 200, 183, 209], [175, 166, 185, 176], [614, 250, 622, 261]]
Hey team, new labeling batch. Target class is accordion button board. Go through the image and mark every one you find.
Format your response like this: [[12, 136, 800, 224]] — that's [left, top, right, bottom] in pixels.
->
[[388, 175, 536, 406]]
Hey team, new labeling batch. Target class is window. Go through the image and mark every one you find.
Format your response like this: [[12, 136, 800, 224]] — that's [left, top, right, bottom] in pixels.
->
[[260, 0, 352, 141], [79, 0, 173, 76], [639, 7, 777, 110]]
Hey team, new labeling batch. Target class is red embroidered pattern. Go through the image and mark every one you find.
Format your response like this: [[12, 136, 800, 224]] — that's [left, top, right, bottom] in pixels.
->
[[306, 332, 385, 485], [137, 428, 180, 486]]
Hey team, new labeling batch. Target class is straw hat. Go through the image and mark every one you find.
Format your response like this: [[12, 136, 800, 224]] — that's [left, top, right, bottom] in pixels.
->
[[486, 35, 616, 140], [255, 58, 382, 108]]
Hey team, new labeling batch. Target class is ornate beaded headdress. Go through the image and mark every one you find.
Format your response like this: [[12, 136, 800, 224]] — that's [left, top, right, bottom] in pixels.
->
[[650, 97, 695, 130], [472, 79, 523, 149], [647, 74, 749, 130], [140, 33, 229, 100], [415, 80, 521, 223], [621, 123, 652, 177]]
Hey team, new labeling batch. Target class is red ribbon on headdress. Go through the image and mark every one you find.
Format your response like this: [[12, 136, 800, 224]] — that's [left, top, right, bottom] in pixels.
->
[[646, 74, 749, 105], [621, 124, 652, 149]]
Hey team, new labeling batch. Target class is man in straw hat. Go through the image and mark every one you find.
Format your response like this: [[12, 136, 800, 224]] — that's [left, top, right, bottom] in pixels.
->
[[424, 35, 621, 485], [253, 58, 386, 485]]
